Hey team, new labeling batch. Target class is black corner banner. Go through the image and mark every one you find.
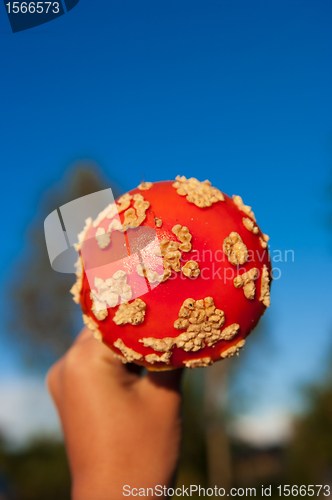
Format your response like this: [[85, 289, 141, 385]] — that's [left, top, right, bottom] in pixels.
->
[[2, 0, 79, 32], [63, 0, 78, 12]]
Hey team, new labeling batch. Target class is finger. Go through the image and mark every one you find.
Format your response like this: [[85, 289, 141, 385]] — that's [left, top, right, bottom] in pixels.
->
[[46, 327, 93, 410], [64, 330, 145, 391], [124, 362, 145, 377], [138, 368, 184, 424], [73, 327, 94, 345], [73, 328, 146, 380], [45, 356, 66, 411], [140, 368, 184, 396], [145, 368, 184, 390]]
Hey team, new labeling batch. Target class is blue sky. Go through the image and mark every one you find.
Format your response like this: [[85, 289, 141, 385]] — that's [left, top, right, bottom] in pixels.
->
[[0, 0, 331, 444]]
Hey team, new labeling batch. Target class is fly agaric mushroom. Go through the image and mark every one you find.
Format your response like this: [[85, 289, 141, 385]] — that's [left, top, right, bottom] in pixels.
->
[[71, 176, 272, 370]]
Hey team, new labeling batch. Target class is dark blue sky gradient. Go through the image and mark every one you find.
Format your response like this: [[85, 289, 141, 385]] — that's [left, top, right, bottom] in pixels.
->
[[0, 0, 331, 419]]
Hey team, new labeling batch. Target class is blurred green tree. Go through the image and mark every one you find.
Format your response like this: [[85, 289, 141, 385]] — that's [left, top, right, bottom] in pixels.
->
[[0, 438, 70, 500], [175, 369, 208, 494], [287, 367, 332, 486]]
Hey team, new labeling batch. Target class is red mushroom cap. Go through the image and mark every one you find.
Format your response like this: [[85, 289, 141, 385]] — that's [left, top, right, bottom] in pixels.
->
[[71, 177, 272, 370]]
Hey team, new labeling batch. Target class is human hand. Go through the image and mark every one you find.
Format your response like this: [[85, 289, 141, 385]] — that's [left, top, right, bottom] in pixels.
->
[[47, 328, 183, 500]]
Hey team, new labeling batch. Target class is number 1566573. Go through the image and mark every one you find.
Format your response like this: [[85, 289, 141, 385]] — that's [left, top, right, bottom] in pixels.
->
[[5, 2, 60, 14]]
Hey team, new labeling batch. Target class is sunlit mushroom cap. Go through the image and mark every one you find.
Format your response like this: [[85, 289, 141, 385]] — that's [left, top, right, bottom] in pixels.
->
[[71, 177, 271, 370]]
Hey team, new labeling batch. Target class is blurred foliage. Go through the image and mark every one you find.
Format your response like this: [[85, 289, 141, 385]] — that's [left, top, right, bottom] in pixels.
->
[[173, 356, 332, 500], [173, 374, 332, 500], [0, 438, 70, 500], [7, 162, 120, 370], [175, 370, 208, 496], [286, 365, 332, 486]]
